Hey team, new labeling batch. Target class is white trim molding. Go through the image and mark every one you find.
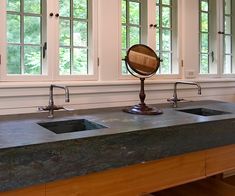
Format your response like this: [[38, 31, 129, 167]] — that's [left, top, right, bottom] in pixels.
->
[[0, 79, 234, 115]]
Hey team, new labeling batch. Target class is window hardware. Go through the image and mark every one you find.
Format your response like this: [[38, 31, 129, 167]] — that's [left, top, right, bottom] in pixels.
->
[[43, 42, 47, 58], [211, 51, 214, 63], [218, 31, 224, 35]]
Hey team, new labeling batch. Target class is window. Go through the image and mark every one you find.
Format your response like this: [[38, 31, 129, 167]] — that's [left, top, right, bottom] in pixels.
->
[[6, 0, 45, 75], [199, 0, 216, 74], [2, 0, 96, 80], [199, 0, 234, 75], [121, 0, 178, 76], [156, 0, 178, 74], [59, 0, 91, 75], [121, 0, 144, 75], [223, 0, 234, 74]]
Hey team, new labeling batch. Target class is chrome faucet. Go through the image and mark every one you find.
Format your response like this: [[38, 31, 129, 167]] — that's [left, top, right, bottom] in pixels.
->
[[38, 84, 70, 118], [167, 81, 201, 108]]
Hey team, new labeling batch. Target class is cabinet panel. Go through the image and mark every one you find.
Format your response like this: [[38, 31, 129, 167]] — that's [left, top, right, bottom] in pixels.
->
[[0, 184, 45, 196], [206, 144, 235, 176], [46, 151, 205, 196]]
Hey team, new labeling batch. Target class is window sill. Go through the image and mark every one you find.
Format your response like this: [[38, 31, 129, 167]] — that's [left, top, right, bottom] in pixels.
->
[[0, 77, 235, 89]]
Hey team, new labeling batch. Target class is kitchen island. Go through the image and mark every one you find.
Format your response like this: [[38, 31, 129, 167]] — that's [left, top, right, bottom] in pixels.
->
[[1, 100, 235, 195]]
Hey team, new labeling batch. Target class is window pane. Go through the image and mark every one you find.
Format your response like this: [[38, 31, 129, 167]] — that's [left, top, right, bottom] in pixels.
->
[[24, 46, 41, 75], [162, 7, 171, 28], [7, 14, 20, 43], [224, 55, 232, 74], [7, 0, 20, 12], [156, 5, 160, 27], [59, 0, 70, 17], [161, 52, 171, 74], [121, 50, 126, 59], [201, 33, 209, 53], [162, 0, 171, 5], [156, 29, 160, 51], [73, 21, 87, 47], [201, 13, 208, 32], [162, 29, 171, 51], [129, 1, 140, 25], [24, 16, 41, 44], [24, 0, 41, 14], [122, 0, 126, 23], [122, 26, 127, 49], [74, 0, 87, 19], [130, 27, 140, 46], [224, 35, 232, 54], [122, 61, 127, 74], [59, 48, 71, 75], [224, 16, 231, 34], [200, 54, 209, 74], [60, 20, 70, 46], [7, 45, 21, 74], [224, 0, 231, 15], [73, 48, 88, 75], [121, 50, 128, 74], [201, 1, 208, 12]]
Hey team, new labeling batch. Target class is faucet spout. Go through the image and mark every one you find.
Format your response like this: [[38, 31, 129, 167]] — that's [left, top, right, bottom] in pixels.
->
[[168, 81, 202, 108], [50, 84, 70, 103]]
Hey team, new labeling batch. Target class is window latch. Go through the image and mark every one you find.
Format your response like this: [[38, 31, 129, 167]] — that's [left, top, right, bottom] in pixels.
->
[[43, 42, 47, 58], [211, 51, 215, 63], [218, 31, 225, 35]]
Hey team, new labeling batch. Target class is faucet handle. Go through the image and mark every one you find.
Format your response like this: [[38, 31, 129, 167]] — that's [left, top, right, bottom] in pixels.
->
[[167, 97, 184, 103], [38, 106, 50, 111], [62, 106, 74, 111]]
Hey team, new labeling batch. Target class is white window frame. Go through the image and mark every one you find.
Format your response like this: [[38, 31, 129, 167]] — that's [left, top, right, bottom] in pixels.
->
[[0, 0, 98, 82]]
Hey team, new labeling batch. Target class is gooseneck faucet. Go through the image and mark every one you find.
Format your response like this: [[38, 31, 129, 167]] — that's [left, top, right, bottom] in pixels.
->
[[167, 81, 201, 108], [39, 84, 70, 118]]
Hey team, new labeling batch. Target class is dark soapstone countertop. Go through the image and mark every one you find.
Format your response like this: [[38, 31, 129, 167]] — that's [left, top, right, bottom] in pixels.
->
[[1, 100, 235, 191]]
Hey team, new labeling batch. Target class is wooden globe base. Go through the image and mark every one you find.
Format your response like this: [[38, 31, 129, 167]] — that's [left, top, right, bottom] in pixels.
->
[[123, 103, 163, 115]]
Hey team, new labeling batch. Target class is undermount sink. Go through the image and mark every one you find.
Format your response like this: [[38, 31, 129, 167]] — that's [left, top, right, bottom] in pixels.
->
[[177, 108, 231, 116], [38, 119, 107, 134]]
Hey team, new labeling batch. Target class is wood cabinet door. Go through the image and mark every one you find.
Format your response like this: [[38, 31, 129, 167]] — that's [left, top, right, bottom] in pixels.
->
[[206, 144, 235, 176], [46, 151, 206, 196]]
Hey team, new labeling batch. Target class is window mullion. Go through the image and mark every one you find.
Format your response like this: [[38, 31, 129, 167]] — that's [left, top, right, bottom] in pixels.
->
[[70, 0, 73, 75], [20, 0, 24, 75]]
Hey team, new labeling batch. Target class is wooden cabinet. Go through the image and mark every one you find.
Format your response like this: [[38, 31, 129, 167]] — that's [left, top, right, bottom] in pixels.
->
[[206, 144, 235, 176], [153, 178, 235, 196], [0, 184, 45, 196], [46, 151, 205, 196], [3, 144, 235, 196]]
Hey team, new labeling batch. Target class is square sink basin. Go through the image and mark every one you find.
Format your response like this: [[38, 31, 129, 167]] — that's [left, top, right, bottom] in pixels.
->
[[38, 119, 107, 134], [177, 108, 231, 116]]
